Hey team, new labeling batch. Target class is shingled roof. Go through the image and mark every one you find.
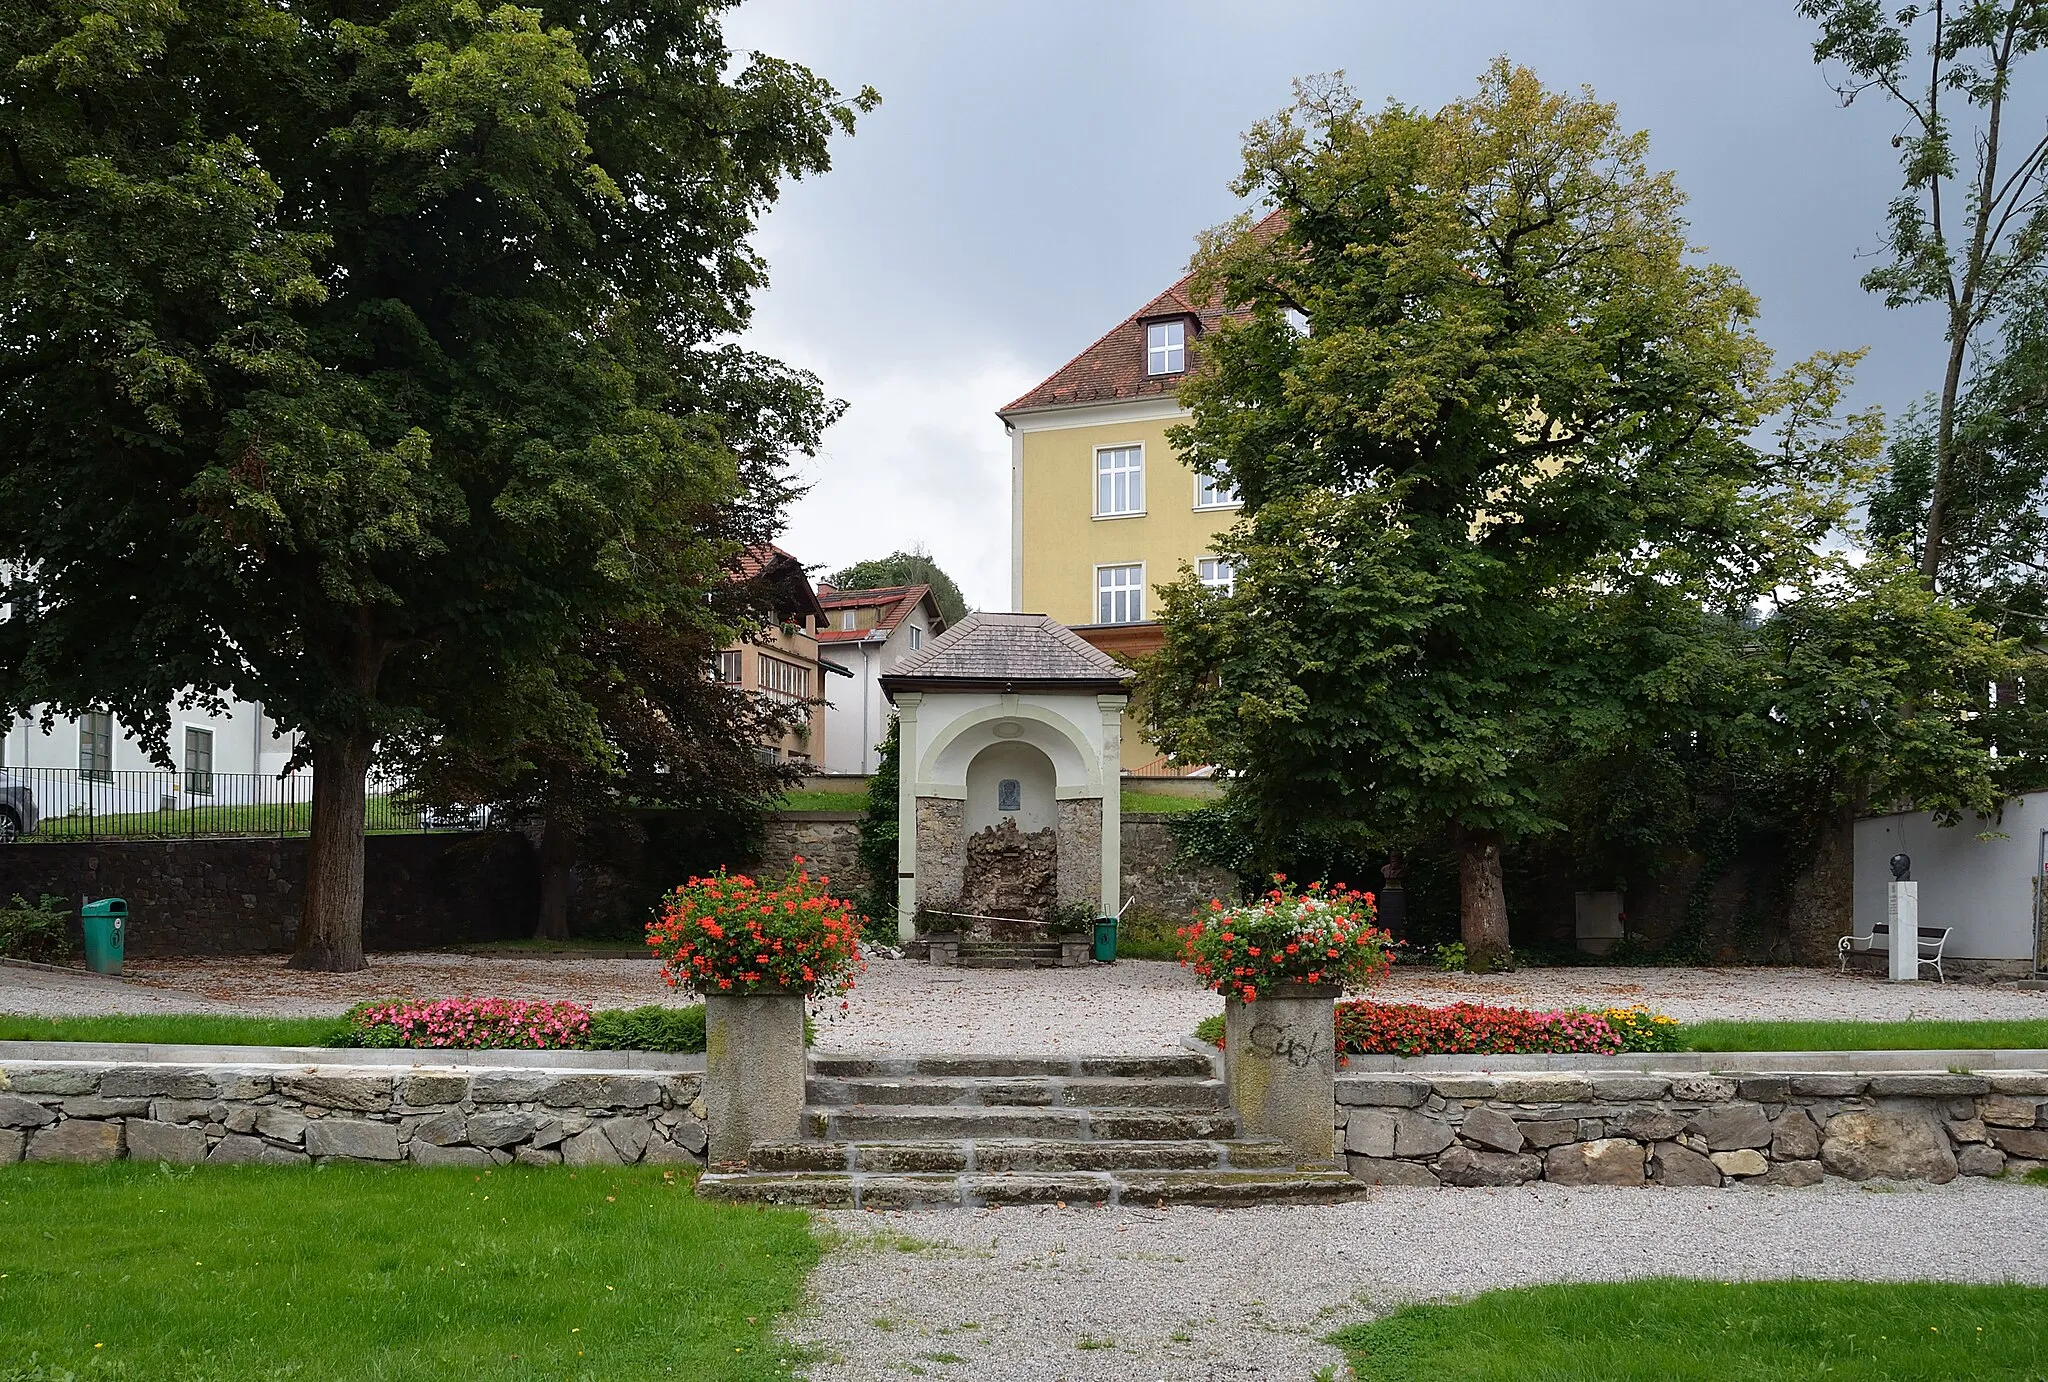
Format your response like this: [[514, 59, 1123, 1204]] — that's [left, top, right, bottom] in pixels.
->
[[999, 209, 1287, 417], [880, 613, 1133, 696]]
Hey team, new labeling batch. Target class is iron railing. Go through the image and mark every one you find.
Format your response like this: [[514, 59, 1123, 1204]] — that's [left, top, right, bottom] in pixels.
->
[[0, 767, 489, 842]]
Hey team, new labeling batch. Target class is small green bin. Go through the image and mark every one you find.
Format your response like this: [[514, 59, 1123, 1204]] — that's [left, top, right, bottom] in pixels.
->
[[1092, 915, 1118, 964], [81, 897, 126, 976]]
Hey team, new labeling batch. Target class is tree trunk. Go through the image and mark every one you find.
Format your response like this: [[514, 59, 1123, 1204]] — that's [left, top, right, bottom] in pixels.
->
[[289, 729, 377, 972], [1925, 328, 1969, 587], [535, 815, 575, 942], [1457, 826, 1513, 972]]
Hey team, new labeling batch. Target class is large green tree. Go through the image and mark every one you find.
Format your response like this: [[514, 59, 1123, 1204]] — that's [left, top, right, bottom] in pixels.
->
[[1139, 65, 2020, 967], [0, 1, 873, 969], [824, 547, 970, 627]]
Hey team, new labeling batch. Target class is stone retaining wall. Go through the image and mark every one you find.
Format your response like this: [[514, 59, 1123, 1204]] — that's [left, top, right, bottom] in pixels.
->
[[0, 1061, 707, 1169], [1335, 1069, 2048, 1188]]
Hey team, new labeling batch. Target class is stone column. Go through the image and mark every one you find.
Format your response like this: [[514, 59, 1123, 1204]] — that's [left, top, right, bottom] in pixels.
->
[[703, 988, 807, 1166], [1097, 694, 1126, 919], [894, 692, 922, 942], [1223, 982, 1338, 1165], [1887, 880, 1919, 982]]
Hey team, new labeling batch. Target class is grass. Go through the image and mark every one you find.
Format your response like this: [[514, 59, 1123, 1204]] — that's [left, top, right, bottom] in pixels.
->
[[1334, 1279, 2048, 1381], [1119, 788, 1214, 815], [2022, 1166, 2048, 1186], [1678, 1019, 2048, 1052], [0, 1012, 347, 1047], [0, 1163, 817, 1381], [776, 788, 868, 812], [27, 794, 453, 842]]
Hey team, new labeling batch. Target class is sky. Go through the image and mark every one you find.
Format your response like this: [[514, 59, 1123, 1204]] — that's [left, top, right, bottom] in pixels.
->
[[723, 0, 1955, 612]]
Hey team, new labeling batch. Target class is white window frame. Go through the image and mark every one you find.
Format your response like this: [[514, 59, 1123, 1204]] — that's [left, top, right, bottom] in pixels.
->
[[1146, 319, 1186, 376], [908, 624, 922, 651], [1197, 557, 1235, 597], [1094, 444, 1145, 519], [758, 653, 809, 700], [1193, 470, 1240, 510], [79, 711, 114, 782], [182, 723, 214, 797], [712, 649, 744, 684], [1095, 562, 1146, 625]]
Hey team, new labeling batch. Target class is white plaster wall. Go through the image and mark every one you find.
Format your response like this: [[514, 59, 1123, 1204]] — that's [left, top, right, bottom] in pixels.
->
[[964, 739, 1056, 834], [913, 691, 1107, 796], [1853, 793, 2047, 960]]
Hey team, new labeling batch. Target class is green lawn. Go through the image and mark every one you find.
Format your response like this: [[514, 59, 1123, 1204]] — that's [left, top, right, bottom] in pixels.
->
[[28, 794, 451, 842], [776, 789, 868, 812], [1119, 788, 1215, 815], [1335, 1279, 2048, 1381], [0, 1163, 817, 1381], [0, 1013, 348, 1047], [1679, 1019, 2048, 1052]]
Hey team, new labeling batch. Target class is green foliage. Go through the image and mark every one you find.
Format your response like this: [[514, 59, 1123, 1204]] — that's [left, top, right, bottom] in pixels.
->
[[2023, 1166, 2048, 1186], [1432, 942, 1467, 973], [0, 893, 71, 964], [1678, 1018, 2048, 1053], [1334, 1278, 2048, 1380], [1045, 901, 1097, 936], [825, 548, 971, 626], [1193, 1012, 1224, 1046], [1113, 909, 1187, 960], [855, 715, 901, 941], [586, 1003, 707, 1053], [0, 1013, 346, 1047], [0, 1163, 818, 1379]]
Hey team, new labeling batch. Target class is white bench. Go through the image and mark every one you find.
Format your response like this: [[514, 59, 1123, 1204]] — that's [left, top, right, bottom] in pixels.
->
[[1838, 923, 1951, 983]]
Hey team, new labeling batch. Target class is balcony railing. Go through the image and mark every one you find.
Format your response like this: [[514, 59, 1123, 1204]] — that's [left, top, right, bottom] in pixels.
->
[[0, 767, 489, 842]]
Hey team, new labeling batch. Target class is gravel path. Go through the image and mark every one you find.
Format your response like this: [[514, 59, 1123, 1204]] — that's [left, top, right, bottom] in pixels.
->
[[3, 956, 2044, 1043], [786, 1181, 2048, 1381]]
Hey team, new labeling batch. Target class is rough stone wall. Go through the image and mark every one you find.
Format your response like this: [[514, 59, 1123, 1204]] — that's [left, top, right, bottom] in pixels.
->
[[913, 797, 965, 916], [0, 1061, 706, 1168], [756, 812, 865, 890], [1121, 815, 1236, 922], [1054, 798, 1102, 909], [1332, 1068, 2047, 1188], [0, 834, 536, 957]]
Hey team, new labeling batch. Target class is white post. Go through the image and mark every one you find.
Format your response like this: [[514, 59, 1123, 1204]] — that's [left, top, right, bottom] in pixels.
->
[[1097, 694, 1126, 919], [894, 692, 922, 943], [1886, 880, 1919, 982]]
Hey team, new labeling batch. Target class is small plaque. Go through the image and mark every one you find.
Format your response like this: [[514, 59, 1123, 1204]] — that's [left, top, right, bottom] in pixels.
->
[[997, 778, 1021, 811]]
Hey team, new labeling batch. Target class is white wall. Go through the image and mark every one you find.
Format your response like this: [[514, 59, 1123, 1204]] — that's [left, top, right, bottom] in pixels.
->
[[964, 739, 1056, 834], [1, 697, 306, 816], [818, 602, 942, 775], [1853, 793, 2047, 961]]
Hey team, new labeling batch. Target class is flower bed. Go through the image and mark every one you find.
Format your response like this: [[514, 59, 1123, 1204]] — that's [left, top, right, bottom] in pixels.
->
[[1179, 878, 1393, 1002], [1194, 1001, 1681, 1056], [647, 857, 864, 998], [344, 997, 592, 1050]]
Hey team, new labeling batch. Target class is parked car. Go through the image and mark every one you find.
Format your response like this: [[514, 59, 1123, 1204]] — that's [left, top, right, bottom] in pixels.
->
[[0, 782, 40, 842], [418, 802, 492, 831]]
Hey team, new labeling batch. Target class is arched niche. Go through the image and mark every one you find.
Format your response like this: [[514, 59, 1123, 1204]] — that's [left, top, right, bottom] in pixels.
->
[[964, 739, 1056, 835], [923, 705, 1095, 795]]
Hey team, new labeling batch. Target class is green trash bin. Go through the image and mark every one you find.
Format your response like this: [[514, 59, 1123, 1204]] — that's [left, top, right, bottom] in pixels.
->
[[1092, 915, 1118, 964], [81, 898, 126, 976]]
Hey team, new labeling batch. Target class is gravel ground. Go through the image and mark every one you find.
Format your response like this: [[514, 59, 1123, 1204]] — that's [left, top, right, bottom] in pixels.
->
[[2, 955, 2044, 1044], [786, 1180, 2048, 1381]]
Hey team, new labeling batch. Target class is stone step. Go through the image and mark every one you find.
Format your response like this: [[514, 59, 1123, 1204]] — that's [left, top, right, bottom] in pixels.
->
[[806, 1104, 1239, 1143], [696, 1167, 1366, 1210], [806, 1074, 1226, 1111], [748, 1136, 1295, 1174], [810, 1053, 1214, 1080]]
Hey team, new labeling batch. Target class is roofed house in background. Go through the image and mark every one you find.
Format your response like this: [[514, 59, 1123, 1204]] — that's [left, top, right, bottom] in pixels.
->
[[721, 545, 830, 769], [815, 582, 948, 775], [997, 211, 1284, 775]]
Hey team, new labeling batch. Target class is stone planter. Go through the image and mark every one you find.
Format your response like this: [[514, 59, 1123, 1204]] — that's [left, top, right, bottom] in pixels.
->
[[1058, 938, 1092, 968], [1223, 981, 1339, 1165], [923, 932, 960, 967], [703, 986, 807, 1167]]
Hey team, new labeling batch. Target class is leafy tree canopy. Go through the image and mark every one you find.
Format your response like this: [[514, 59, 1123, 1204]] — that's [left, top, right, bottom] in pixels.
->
[[825, 547, 970, 627], [0, 0, 874, 968]]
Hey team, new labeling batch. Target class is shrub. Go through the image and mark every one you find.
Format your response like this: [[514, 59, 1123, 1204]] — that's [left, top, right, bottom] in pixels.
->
[[648, 857, 864, 997], [1179, 877, 1393, 1001], [0, 895, 72, 965], [1599, 1004, 1682, 1052], [586, 1004, 706, 1053], [1193, 1012, 1224, 1046], [342, 997, 591, 1050]]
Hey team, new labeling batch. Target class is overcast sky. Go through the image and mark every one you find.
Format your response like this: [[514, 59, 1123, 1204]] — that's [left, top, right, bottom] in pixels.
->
[[724, 0, 1955, 612]]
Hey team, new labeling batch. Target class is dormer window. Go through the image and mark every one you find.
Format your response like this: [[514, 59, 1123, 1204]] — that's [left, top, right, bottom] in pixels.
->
[[1146, 320, 1186, 375]]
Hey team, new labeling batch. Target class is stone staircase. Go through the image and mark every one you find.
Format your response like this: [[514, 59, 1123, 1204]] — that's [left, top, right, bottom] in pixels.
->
[[695, 1052, 1365, 1209]]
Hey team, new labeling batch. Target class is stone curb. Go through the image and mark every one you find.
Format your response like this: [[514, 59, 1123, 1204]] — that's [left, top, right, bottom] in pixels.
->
[[0, 1040, 704, 1073], [0, 956, 137, 982]]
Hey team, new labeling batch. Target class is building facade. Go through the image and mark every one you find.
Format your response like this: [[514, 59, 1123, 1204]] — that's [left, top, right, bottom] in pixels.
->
[[719, 546, 830, 769], [815, 582, 947, 776]]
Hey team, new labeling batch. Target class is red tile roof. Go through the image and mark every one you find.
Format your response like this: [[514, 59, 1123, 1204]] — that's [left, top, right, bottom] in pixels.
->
[[814, 583, 944, 644], [1000, 210, 1287, 417], [729, 543, 823, 620]]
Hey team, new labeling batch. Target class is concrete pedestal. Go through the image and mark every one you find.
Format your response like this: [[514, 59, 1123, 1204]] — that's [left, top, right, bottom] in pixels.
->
[[703, 988, 807, 1167], [1887, 881, 1919, 983], [1223, 983, 1338, 1165]]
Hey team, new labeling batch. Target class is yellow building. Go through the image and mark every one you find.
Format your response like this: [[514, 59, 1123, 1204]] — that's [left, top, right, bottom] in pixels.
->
[[999, 230, 1274, 772]]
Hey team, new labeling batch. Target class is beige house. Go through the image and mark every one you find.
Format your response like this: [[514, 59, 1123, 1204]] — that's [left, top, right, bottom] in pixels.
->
[[720, 546, 829, 768]]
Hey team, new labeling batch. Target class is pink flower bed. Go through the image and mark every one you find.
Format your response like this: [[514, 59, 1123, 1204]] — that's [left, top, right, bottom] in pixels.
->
[[347, 997, 592, 1050], [1335, 999, 1626, 1056]]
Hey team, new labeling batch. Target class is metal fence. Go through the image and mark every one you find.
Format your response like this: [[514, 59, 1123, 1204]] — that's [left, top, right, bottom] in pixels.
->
[[0, 767, 490, 842]]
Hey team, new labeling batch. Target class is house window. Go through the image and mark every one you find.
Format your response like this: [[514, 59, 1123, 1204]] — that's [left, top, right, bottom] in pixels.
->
[[712, 649, 744, 684], [1194, 471, 1240, 509], [79, 711, 113, 782], [183, 726, 214, 797], [1097, 563, 1144, 624], [1096, 445, 1143, 516], [909, 625, 922, 651], [759, 654, 808, 700], [1146, 320, 1186, 375], [1197, 557, 1235, 597]]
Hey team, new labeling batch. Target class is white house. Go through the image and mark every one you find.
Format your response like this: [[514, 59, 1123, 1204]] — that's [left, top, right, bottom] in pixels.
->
[[1854, 792, 2048, 977], [814, 583, 947, 776]]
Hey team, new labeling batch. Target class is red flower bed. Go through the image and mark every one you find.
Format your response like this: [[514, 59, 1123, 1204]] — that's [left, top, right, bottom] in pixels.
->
[[347, 997, 591, 1050], [1334, 999, 1625, 1056], [647, 857, 864, 998]]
